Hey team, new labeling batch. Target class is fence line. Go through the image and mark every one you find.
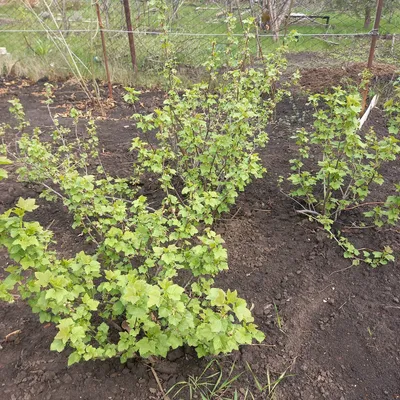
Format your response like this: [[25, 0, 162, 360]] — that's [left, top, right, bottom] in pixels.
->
[[0, 0, 399, 83], [0, 28, 400, 38], [2, 29, 395, 37]]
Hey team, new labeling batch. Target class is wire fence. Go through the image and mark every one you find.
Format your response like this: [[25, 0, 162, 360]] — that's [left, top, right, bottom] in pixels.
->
[[0, 0, 399, 83]]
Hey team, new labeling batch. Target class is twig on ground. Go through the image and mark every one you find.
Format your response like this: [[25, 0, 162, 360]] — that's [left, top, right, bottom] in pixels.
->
[[341, 225, 375, 232], [150, 366, 171, 400], [230, 206, 241, 219], [383, 305, 400, 310], [328, 265, 354, 277], [318, 283, 335, 293], [46, 219, 55, 230], [1, 329, 22, 343], [108, 320, 122, 332], [338, 297, 350, 310]]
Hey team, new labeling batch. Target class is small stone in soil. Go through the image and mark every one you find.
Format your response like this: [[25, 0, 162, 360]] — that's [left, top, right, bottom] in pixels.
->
[[62, 374, 73, 384]]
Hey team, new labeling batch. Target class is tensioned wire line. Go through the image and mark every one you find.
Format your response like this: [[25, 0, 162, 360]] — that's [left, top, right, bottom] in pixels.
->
[[0, 29, 394, 37]]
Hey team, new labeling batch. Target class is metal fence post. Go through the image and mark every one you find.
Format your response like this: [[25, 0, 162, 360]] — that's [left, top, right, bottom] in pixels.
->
[[367, 0, 385, 68], [361, 0, 384, 114]]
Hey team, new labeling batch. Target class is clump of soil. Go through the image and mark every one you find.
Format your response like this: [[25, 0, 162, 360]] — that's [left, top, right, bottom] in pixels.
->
[[300, 62, 399, 92]]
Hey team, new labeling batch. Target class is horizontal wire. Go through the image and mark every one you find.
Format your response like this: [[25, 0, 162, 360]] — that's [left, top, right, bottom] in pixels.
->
[[0, 29, 398, 38]]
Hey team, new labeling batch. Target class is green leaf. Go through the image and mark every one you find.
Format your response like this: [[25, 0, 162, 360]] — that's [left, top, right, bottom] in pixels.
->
[[83, 294, 99, 311], [213, 247, 227, 261], [54, 318, 74, 342], [226, 289, 238, 304], [123, 285, 140, 305], [50, 339, 66, 352], [207, 288, 225, 307], [70, 326, 86, 343], [210, 317, 223, 333], [16, 198, 38, 212], [233, 300, 253, 323], [112, 301, 125, 316], [213, 335, 223, 352], [35, 270, 53, 287], [137, 337, 156, 357], [0, 168, 8, 180], [166, 284, 184, 301], [147, 286, 161, 307], [0, 156, 12, 165], [253, 329, 265, 343], [68, 352, 81, 366], [168, 334, 182, 349]]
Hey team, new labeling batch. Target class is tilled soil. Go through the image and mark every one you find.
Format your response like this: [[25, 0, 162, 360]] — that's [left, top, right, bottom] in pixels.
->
[[0, 74, 399, 400], [300, 62, 398, 92]]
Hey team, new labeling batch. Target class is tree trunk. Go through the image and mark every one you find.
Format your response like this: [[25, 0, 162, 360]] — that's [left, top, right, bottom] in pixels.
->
[[227, 0, 233, 13], [364, 5, 372, 29], [267, 0, 293, 41], [100, 0, 111, 29], [262, 0, 267, 12]]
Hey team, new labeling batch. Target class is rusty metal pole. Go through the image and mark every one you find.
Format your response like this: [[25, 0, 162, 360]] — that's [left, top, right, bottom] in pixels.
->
[[122, 0, 137, 73], [95, 1, 113, 100], [361, 0, 384, 114], [367, 0, 384, 68]]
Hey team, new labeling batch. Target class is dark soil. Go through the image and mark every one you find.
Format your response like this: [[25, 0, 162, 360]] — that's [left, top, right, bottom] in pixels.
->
[[0, 74, 399, 400]]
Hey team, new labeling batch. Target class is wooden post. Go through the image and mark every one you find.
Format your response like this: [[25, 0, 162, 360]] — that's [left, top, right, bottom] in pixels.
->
[[122, 0, 137, 73], [95, 1, 113, 100]]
